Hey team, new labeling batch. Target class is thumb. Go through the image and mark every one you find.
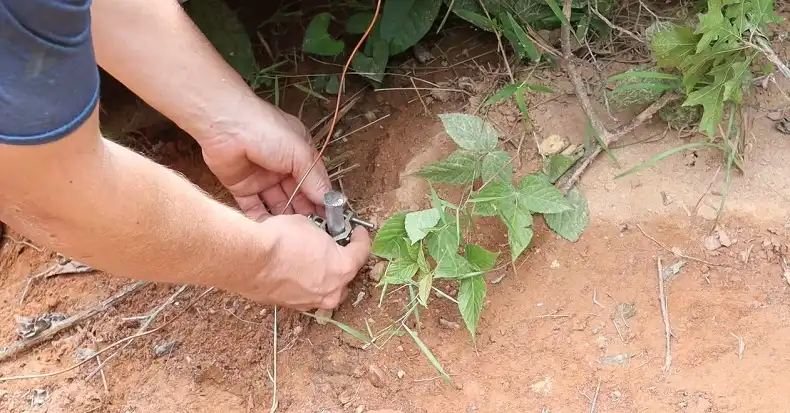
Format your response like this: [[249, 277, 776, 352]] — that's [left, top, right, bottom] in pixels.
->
[[338, 226, 372, 281], [290, 142, 332, 207]]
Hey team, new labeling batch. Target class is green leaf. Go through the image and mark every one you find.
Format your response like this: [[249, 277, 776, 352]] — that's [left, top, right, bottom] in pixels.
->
[[682, 58, 752, 136], [516, 175, 572, 213], [458, 275, 487, 342], [302, 12, 345, 56], [435, 253, 474, 279], [747, 0, 784, 31], [371, 212, 409, 259], [615, 141, 722, 178], [417, 247, 432, 306], [543, 155, 576, 183], [454, 9, 496, 30], [508, 227, 534, 262], [425, 215, 460, 263], [544, 187, 589, 242], [325, 75, 341, 94], [522, 83, 554, 93], [651, 25, 700, 68], [417, 150, 481, 185], [470, 182, 516, 216], [351, 36, 390, 83], [501, 12, 541, 61], [381, 258, 419, 285], [380, 0, 443, 56], [694, 0, 734, 53], [403, 323, 450, 382], [485, 83, 521, 105], [346, 12, 375, 34], [542, 0, 576, 39], [185, 0, 257, 81], [464, 244, 499, 272], [439, 113, 499, 152], [481, 151, 514, 183], [405, 208, 441, 243]]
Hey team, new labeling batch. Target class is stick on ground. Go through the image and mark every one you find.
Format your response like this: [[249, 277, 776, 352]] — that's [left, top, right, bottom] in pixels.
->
[[556, 0, 679, 193], [657, 258, 672, 372], [85, 284, 190, 381], [0, 281, 148, 362]]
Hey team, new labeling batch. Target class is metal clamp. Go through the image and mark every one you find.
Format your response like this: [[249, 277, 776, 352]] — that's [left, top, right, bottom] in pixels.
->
[[308, 191, 375, 246]]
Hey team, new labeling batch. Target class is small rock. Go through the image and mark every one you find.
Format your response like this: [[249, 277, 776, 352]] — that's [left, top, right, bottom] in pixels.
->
[[530, 377, 553, 396], [600, 353, 630, 366], [539, 134, 569, 156], [700, 265, 710, 274], [352, 291, 365, 307], [363, 111, 377, 122], [704, 234, 722, 251], [396, 345, 404, 352], [595, 335, 608, 349], [717, 228, 733, 247], [613, 302, 636, 320], [369, 261, 386, 283], [439, 318, 461, 330], [153, 340, 178, 358], [613, 390, 622, 399], [397, 370, 405, 379], [314, 308, 334, 325], [367, 365, 386, 388], [355, 406, 365, 413], [550, 260, 560, 269], [661, 191, 673, 206], [412, 43, 434, 64]]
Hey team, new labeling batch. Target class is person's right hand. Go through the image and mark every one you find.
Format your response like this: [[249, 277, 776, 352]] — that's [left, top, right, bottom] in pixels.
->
[[235, 214, 371, 310]]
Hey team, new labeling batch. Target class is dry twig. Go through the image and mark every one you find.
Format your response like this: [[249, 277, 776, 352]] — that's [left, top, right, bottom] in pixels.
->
[[0, 281, 147, 362], [657, 258, 672, 372], [635, 224, 723, 267], [85, 285, 190, 380], [590, 379, 601, 413], [0, 286, 214, 383], [556, 0, 679, 193]]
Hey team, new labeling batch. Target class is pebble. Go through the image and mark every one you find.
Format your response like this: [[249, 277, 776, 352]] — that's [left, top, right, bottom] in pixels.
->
[[700, 265, 710, 274], [367, 365, 386, 388], [369, 261, 386, 283], [364, 111, 377, 122], [704, 234, 722, 251], [439, 318, 461, 330], [717, 228, 734, 247], [539, 134, 569, 156], [412, 43, 434, 64], [397, 370, 405, 379], [530, 377, 553, 395], [314, 308, 333, 325]]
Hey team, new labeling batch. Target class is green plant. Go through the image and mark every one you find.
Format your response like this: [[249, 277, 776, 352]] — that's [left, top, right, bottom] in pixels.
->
[[370, 113, 588, 376]]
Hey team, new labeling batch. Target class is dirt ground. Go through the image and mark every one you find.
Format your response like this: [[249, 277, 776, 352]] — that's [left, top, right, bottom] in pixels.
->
[[2, 6, 790, 413]]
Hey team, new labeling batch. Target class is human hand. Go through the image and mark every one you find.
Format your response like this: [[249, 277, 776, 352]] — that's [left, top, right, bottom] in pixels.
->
[[235, 214, 371, 310], [198, 100, 331, 220]]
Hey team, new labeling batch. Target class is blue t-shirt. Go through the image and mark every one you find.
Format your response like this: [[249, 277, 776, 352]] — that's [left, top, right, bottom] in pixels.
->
[[0, 0, 99, 145]]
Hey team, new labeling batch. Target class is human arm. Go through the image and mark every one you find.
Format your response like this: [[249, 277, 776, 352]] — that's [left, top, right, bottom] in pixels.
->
[[89, 0, 330, 219], [0, 0, 370, 310]]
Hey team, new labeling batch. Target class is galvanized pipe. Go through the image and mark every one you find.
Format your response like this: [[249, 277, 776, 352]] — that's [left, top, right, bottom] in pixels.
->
[[323, 191, 348, 237]]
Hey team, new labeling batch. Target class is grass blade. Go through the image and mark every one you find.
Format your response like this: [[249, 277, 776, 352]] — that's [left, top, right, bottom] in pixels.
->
[[612, 83, 680, 94], [403, 323, 450, 382], [301, 312, 372, 344], [543, 0, 576, 39], [485, 83, 520, 105], [615, 142, 722, 179], [606, 71, 682, 82]]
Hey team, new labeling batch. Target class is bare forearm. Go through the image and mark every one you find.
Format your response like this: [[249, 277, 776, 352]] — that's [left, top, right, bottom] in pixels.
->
[[90, 0, 262, 139], [0, 110, 267, 289]]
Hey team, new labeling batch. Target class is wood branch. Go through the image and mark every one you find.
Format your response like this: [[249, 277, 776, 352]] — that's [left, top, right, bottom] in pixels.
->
[[0, 281, 148, 362], [556, 0, 680, 193]]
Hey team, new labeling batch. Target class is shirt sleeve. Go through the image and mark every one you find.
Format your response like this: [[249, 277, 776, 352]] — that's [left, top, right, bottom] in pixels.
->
[[0, 0, 100, 146]]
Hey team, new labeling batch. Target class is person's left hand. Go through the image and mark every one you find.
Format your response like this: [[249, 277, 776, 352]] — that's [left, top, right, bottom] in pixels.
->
[[197, 100, 331, 221]]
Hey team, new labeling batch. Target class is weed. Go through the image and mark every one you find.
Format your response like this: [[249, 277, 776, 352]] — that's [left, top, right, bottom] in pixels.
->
[[371, 113, 589, 377]]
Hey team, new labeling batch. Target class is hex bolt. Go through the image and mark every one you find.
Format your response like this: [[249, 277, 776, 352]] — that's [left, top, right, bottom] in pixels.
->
[[323, 191, 348, 237]]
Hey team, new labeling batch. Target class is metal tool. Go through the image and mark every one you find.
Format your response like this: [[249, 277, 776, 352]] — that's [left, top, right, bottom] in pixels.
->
[[308, 190, 376, 246]]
